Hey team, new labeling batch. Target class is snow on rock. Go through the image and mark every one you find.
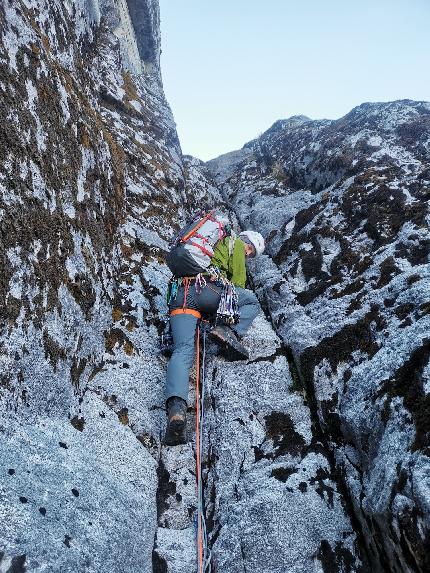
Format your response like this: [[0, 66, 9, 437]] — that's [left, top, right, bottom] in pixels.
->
[[0, 393, 157, 572], [207, 99, 430, 572], [152, 312, 364, 572]]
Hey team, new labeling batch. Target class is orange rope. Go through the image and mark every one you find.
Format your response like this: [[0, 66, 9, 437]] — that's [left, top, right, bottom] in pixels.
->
[[195, 325, 203, 573]]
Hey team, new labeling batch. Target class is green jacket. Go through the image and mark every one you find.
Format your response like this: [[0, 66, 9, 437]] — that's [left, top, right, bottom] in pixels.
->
[[211, 236, 246, 288]]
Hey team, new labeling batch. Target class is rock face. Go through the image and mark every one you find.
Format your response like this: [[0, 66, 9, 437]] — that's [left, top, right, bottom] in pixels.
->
[[153, 314, 365, 572], [206, 101, 430, 572], [202, 317, 362, 573], [0, 0, 363, 564], [151, 161, 365, 571], [0, 1, 428, 572], [1, 0, 184, 570]]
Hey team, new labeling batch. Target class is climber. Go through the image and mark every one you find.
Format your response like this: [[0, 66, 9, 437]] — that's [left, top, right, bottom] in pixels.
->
[[164, 223, 265, 446]]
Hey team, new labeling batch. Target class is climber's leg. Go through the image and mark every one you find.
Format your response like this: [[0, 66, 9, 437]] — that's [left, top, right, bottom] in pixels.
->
[[196, 283, 250, 361], [232, 287, 260, 337], [165, 313, 198, 405]]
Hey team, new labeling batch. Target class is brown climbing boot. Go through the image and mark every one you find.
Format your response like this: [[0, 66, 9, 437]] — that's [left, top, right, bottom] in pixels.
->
[[209, 325, 249, 361], [164, 396, 187, 446]]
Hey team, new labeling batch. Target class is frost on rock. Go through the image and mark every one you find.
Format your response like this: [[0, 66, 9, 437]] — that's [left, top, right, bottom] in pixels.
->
[[0, 0, 182, 570], [1, 0, 428, 572], [203, 317, 363, 573], [0, 394, 157, 573], [207, 99, 430, 572], [152, 313, 364, 573]]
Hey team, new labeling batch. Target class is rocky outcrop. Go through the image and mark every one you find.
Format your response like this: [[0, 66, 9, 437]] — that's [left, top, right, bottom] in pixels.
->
[[207, 101, 430, 572], [1, 1, 428, 572], [0, 1, 184, 570], [0, 0, 363, 559], [153, 314, 365, 572], [0, 1, 363, 572], [203, 317, 362, 572], [96, 0, 161, 76]]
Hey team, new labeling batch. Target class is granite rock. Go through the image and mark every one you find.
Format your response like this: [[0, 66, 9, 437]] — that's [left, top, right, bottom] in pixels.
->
[[207, 100, 430, 572]]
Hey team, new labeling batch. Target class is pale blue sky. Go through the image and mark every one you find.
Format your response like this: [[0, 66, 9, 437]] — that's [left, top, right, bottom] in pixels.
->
[[159, 0, 429, 160]]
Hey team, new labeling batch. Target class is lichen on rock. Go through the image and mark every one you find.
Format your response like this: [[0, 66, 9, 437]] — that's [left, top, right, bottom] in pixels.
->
[[207, 99, 430, 572], [1, 1, 429, 572]]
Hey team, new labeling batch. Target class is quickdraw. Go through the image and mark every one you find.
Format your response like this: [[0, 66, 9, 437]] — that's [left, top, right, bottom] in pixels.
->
[[195, 273, 207, 294], [206, 266, 240, 325], [167, 267, 240, 325], [167, 276, 197, 306], [167, 278, 180, 305], [217, 282, 240, 325]]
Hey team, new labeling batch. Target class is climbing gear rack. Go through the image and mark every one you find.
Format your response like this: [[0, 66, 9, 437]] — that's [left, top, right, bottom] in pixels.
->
[[167, 267, 240, 326], [207, 266, 240, 326]]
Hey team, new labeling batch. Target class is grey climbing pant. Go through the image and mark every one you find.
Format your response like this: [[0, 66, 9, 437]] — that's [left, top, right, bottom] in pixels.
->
[[165, 283, 259, 405]]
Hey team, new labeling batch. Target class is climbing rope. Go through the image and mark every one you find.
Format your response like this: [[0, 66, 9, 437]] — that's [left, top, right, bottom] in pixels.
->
[[195, 323, 211, 572]]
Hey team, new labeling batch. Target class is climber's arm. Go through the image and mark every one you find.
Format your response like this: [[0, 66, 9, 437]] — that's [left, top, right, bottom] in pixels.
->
[[230, 239, 246, 288]]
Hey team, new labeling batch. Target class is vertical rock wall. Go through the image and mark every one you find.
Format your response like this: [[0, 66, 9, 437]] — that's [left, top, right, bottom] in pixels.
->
[[0, 1, 185, 570], [206, 102, 430, 572], [149, 160, 365, 573], [2, 1, 427, 572]]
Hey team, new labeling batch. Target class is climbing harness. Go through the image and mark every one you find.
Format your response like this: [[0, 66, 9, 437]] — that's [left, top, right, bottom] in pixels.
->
[[167, 268, 240, 327], [166, 276, 198, 307], [194, 321, 211, 572], [170, 308, 202, 319], [160, 308, 203, 355]]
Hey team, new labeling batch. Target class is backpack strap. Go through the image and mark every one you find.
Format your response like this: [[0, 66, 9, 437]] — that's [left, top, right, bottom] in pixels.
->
[[228, 230, 237, 257], [188, 240, 214, 258], [208, 214, 226, 240], [180, 210, 215, 244], [193, 232, 209, 242]]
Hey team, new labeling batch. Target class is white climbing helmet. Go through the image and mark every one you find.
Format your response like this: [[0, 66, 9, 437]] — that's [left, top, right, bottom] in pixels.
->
[[239, 230, 265, 256]]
